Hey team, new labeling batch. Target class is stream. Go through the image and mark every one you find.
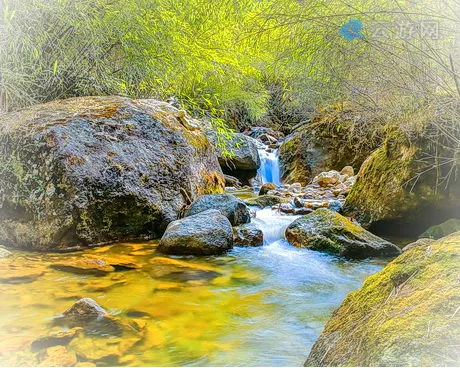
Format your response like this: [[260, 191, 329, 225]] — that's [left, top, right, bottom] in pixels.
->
[[0, 195, 387, 366]]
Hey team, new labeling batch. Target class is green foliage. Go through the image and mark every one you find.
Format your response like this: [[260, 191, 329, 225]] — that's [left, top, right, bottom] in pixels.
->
[[0, 0, 459, 141]]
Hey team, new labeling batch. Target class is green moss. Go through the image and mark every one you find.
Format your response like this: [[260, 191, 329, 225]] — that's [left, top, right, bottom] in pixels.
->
[[305, 232, 460, 366], [344, 127, 421, 224]]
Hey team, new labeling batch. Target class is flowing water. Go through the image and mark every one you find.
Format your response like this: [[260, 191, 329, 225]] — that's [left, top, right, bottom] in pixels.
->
[[257, 149, 281, 186], [0, 205, 387, 367]]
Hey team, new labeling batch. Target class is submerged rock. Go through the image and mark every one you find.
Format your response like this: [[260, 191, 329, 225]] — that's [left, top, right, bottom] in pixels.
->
[[233, 223, 264, 247], [63, 298, 107, 319], [305, 232, 460, 366], [149, 256, 222, 281], [285, 208, 401, 258], [419, 218, 460, 239], [31, 327, 83, 351], [38, 345, 77, 367], [0, 263, 45, 284], [50, 258, 115, 276], [158, 209, 233, 255], [186, 194, 250, 226], [0, 96, 224, 251], [259, 182, 277, 195]]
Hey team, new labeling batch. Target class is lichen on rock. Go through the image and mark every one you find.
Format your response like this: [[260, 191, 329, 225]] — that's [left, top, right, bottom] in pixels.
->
[[305, 232, 460, 366]]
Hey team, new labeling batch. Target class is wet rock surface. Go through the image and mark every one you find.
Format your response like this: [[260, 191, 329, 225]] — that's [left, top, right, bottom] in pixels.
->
[[233, 223, 264, 247], [185, 194, 250, 226], [0, 96, 224, 251], [285, 208, 401, 258], [159, 209, 233, 255]]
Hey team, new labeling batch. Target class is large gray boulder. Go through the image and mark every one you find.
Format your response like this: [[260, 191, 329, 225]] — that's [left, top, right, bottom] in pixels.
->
[[285, 208, 401, 258], [207, 132, 261, 184], [0, 96, 224, 250], [185, 194, 251, 226], [158, 209, 233, 255]]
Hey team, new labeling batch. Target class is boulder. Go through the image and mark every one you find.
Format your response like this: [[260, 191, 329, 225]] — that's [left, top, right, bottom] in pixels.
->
[[316, 171, 340, 187], [305, 232, 460, 366], [185, 194, 250, 226], [344, 127, 460, 236], [0, 96, 224, 251], [285, 208, 401, 258], [419, 218, 460, 239], [259, 182, 277, 195], [158, 209, 233, 255], [63, 298, 107, 319], [207, 132, 261, 184], [279, 118, 374, 185], [340, 165, 354, 176], [233, 223, 264, 247], [245, 195, 286, 208]]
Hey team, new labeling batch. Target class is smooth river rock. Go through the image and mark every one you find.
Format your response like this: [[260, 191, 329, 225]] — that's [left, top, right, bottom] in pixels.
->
[[158, 209, 233, 255], [285, 208, 401, 258], [185, 194, 250, 226]]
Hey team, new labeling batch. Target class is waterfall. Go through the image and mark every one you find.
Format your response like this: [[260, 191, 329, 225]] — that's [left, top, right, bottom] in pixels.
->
[[258, 148, 281, 185]]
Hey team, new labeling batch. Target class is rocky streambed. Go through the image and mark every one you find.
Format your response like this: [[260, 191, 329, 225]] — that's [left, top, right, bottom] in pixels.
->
[[0, 194, 387, 366]]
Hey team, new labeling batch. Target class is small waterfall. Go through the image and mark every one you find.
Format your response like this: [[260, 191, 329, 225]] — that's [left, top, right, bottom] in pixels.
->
[[252, 208, 300, 244], [258, 148, 281, 185]]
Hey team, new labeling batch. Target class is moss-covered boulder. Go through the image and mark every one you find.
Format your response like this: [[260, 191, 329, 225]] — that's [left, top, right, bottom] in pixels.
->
[[279, 115, 375, 185], [420, 219, 460, 239], [285, 208, 401, 258], [305, 232, 460, 366], [344, 128, 460, 235], [0, 96, 224, 250]]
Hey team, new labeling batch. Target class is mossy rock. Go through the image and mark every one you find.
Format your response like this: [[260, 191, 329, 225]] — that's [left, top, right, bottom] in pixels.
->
[[305, 232, 460, 366], [344, 127, 460, 235], [285, 208, 401, 258], [279, 117, 376, 185], [420, 219, 460, 239], [0, 96, 224, 250]]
